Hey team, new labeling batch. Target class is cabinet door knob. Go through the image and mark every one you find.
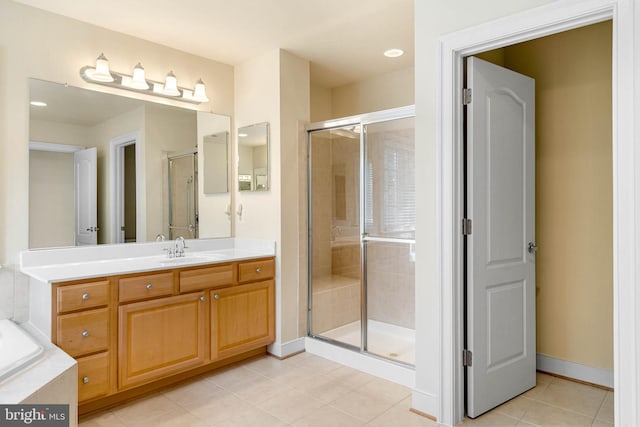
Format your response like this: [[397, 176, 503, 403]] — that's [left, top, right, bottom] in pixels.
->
[[82, 330, 90, 337], [82, 293, 90, 300], [200, 296, 206, 302], [255, 267, 262, 273], [146, 284, 153, 290], [213, 294, 220, 300], [82, 377, 89, 384]]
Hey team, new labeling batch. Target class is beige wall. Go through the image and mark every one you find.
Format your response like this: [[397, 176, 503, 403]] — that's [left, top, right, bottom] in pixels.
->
[[234, 49, 310, 348], [331, 67, 414, 118], [310, 67, 414, 122], [0, 0, 234, 265], [504, 21, 613, 371]]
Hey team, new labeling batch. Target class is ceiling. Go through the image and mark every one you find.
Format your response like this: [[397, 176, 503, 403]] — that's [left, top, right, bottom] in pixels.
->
[[13, 0, 414, 88]]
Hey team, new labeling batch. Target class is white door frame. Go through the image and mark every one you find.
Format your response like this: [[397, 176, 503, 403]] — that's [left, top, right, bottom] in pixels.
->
[[110, 131, 142, 244], [436, 1, 639, 425]]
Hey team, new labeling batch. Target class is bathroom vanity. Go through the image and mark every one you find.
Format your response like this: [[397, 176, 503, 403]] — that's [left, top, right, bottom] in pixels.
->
[[20, 238, 275, 414]]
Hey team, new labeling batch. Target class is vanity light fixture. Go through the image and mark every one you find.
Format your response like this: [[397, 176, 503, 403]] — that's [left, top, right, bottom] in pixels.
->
[[383, 48, 404, 58], [30, 101, 47, 107], [80, 54, 210, 104]]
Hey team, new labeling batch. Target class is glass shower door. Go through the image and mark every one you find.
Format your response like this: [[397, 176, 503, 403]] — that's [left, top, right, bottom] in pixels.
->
[[363, 117, 416, 365], [168, 152, 199, 240], [308, 126, 362, 349]]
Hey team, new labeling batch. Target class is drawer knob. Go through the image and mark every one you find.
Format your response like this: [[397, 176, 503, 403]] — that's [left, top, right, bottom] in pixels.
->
[[146, 284, 153, 290], [82, 293, 90, 300], [81, 330, 90, 337], [82, 376, 89, 384], [213, 294, 220, 300], [255, 267, 262, 273], [200, 296, 206, 302]]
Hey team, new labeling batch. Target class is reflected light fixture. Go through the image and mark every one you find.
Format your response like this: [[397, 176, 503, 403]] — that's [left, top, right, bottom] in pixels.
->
[[238, 132, 248, 137], [80, 54, 210, 104], [30, 101, 47, 107], [384, 48, 404, 58]]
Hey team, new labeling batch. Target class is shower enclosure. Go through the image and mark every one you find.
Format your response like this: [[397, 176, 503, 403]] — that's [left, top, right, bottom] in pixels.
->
[[168, 150, 198, 240], [307, 106, 415, 365]]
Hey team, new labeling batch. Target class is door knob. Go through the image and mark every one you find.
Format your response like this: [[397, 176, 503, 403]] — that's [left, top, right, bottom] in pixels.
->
[[528, 242, 538, 254], [214, 294, 220, 300]]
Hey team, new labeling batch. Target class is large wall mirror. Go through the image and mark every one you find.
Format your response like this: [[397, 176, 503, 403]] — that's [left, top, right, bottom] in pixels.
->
[[238, 122, 269, 191], [28, 78, 231, 249]]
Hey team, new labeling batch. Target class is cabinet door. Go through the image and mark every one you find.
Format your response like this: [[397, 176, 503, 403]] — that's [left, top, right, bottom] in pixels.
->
[[118, 292, 208, 389], [210, 280, 275, 361]]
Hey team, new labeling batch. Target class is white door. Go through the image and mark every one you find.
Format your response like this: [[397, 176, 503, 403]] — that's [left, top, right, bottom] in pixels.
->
[[74, 147, 97, 245], [466, 56, 536, 418]]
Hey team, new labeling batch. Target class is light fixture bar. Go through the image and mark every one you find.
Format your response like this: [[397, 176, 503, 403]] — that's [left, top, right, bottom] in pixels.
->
[[80, 57, 209, 104]]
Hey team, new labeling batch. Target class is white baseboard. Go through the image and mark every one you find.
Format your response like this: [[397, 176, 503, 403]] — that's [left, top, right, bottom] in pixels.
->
[[536, 353, 613, 388], [267, 337, 306, 358], [411, 389, 438, 422]]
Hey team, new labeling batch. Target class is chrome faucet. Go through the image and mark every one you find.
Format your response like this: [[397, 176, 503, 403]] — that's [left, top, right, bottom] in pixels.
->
[[175, 236, 186, 257]]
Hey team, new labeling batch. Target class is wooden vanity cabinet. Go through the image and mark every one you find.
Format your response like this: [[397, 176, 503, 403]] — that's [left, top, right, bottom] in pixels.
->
[[52, 279, 113, 404], [210, 279, 275, 361], [118, 292, 208, 389], [50, 256, 275, 414]]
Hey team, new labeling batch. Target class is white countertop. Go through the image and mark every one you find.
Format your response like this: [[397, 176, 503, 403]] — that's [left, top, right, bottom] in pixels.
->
[[20, 238, 275, 283]]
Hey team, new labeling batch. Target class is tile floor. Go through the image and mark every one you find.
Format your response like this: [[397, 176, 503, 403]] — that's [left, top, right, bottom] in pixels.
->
[[80, 353, 613, 427]]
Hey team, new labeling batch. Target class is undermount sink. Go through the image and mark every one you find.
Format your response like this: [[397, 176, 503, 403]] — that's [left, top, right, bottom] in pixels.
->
[[158, 253, 226, 265]]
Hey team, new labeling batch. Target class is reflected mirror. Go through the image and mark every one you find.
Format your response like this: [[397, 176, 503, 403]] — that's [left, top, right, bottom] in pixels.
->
[[238, 122, 269, 191], [28, 78, 231, 249]]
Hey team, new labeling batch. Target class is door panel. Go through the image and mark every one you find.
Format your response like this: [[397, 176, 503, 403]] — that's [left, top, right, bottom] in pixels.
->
[[74, 147, 97, 245], [466, 56, 536, 418]]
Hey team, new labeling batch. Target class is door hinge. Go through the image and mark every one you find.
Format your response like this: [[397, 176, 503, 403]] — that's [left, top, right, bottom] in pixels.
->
[[462, 218, 472, 235], [463, 349, 473, 367], [463, 88, 472, 105]]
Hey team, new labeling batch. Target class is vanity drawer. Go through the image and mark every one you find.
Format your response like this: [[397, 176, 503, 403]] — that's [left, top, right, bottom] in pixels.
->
[[179, 264, 233, 293], [77, 352, 110, 402], [119, 272, 174, 303], [237, 258, 275, 284], [57, 280, 110, 314], [57, 307, 109, 357]]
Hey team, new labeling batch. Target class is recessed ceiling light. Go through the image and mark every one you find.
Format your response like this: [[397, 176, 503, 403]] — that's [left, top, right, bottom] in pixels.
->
[[384, 49, 404, 58], [239, 133, 248, 137], [30, 101, 47, 107]]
